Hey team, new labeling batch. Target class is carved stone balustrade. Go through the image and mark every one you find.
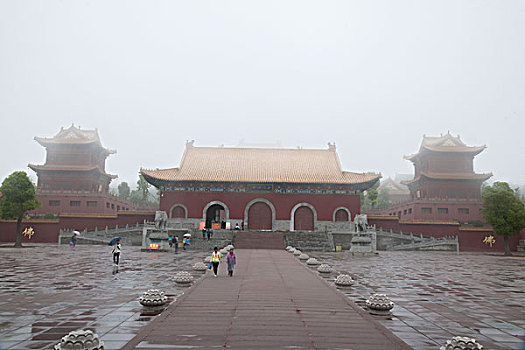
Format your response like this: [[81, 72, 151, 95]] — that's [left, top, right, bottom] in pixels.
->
[[306, 258, 320, 267], [439, 336, 483, 350], [298, 253, 309, 261], [317, 263, 333, 277], [365, 293, 394, 315], [334, 274, 354, 289], [54, 330, 103, 350], [174, 271, 194, 286], [139, 289, 168, 307], [192, 262, 207, 274]]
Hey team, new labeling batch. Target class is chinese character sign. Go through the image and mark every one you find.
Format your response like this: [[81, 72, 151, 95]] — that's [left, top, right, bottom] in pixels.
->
[[483, 235, 495, 248], [22, 227, 35, 239]]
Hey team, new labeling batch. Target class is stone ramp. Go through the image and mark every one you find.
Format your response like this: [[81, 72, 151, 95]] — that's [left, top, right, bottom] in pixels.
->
[[122, 250, 409, 350], [234, 231, 284, 249]]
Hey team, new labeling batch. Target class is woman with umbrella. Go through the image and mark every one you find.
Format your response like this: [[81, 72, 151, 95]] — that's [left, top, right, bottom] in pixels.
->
[[183, 233, 191, 250]]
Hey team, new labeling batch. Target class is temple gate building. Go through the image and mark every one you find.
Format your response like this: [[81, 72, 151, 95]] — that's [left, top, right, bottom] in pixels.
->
[[380, 133, 492, 222], [141, 141, 380, 232], [29, 125, 134, 215]]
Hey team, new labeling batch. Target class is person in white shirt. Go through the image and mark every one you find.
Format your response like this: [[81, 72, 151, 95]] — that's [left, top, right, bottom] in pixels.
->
[[112, 240, 121, 265]]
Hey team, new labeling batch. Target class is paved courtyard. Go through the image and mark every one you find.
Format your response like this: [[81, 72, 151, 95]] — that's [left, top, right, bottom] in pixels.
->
[[0, 244, 523, 349], [0, 244, 209, 349], [315, 251, 525, 349]]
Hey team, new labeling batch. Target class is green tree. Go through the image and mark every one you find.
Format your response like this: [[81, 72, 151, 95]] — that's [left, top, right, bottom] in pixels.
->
[[137, 175, 150, 201], [118, 182, 131, 199], [481, 182, 525, 255], [0, 171, 40, 247]]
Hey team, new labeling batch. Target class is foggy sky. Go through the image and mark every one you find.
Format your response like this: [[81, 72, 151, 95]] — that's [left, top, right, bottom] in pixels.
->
[[1, 1, 524, 189]]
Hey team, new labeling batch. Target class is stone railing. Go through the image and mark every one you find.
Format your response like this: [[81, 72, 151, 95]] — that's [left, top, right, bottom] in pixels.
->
[[387, 235, 459, 252]]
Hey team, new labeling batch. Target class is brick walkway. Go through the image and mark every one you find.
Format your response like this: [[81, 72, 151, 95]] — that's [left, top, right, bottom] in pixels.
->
[[122, 250, 409, 349]]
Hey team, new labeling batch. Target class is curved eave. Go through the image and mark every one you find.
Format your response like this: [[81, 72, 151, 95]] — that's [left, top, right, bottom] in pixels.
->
[[141, 168, 381, 186], [404, 145, 486, 161], [28, 163, 117, 179], [402, 172, 492, 185], [35, 137, 114, 155], [141, 169, 380, 190]]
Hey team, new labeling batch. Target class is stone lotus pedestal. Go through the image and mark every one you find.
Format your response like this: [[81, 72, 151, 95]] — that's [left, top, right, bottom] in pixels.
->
[[288, 247, 296, 254], [365, 293, 394, 315], [334, 274, 354, 289], [306, 258, 320, 268], [139, 289, 168, 307], [440, 336, 483, 350], [54, 330, 103, 350], [286, 246, 293, 251], [174, 271, 194, 287], [204, 256, 211, 263], [192, 262, 207, 274], [293, 250, 302, 257], [317, 263, 333, 277], [298, 253, 309, 261]]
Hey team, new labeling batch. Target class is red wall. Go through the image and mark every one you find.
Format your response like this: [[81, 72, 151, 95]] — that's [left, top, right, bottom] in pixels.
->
[[31, 193, 135, 215], [0, 211, 155, 244], [160, 191, 361, 221], [368, 215, 524, 252]]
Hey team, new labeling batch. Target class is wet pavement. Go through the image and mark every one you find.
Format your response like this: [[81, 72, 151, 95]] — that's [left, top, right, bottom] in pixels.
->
[[313, 251, 525, 349], [0, 245, 523, 349], [0, 244, 208, 349], [122, 249, 409, 350]]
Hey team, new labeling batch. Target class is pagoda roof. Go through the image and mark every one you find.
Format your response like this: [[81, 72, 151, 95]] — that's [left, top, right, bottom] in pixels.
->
[[402, 171, 492, 185], [34, 124, 116, 154], [378, 177, 410, 195], [141, 141, 380, 186], [404, 133, 486, 161], [28, 164, 117, 179]]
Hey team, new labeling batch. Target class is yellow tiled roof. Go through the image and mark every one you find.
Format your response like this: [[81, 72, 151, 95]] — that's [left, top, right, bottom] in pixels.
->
[[141, 144, 380, 185]]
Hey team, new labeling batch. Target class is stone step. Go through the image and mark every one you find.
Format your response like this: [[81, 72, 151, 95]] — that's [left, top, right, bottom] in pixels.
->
[[234, 231, 284, 249]]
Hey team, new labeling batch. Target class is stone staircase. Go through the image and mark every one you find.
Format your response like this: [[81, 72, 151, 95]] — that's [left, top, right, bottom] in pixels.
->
[[234, 231, 284, 249], [284, 231, 334, 251]]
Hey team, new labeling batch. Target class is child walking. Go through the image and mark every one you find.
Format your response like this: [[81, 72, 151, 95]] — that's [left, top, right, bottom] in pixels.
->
[[226, 248, 236, 277]]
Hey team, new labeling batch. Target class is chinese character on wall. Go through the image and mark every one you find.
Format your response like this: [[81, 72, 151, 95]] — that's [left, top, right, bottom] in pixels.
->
[[483, 235, 495, 247], [22, 227, 35, 239]]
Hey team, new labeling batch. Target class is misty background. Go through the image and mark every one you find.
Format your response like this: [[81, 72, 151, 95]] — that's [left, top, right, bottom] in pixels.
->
[[1, 1, 524, 191]]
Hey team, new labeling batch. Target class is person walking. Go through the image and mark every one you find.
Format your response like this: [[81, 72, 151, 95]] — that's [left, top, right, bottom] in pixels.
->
[[174, 236, 179, 253], [226, 248, 236, 277], [210, 247, 221, 277], [112, 239, 121, 265]]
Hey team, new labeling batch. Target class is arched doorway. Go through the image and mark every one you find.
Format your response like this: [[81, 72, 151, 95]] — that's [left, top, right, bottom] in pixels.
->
[[334, 208, 349, 222], [206, 204, 226, 229], [170, 204, 187, 219], [294, 206, 314, 231], [248, 202, 273, 230]]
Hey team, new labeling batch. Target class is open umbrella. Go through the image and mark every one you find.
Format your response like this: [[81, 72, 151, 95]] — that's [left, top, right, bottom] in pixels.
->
[[183, 233, 191, 238], [108, 237, 121, 246], [73, 230, 81, 236]]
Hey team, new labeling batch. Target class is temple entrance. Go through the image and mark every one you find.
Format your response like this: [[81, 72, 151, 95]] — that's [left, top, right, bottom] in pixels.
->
[[171, 206, 185, 219], [334, 209, 348, 222], [248, 202, 272, 230], [294, 206, 314, 231], [206, 204, 226, 229]]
